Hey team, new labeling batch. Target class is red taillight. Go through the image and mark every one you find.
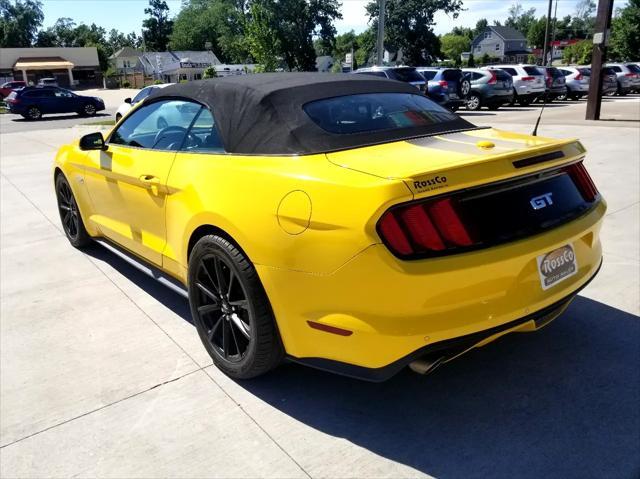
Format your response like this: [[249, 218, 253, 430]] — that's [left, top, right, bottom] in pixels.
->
[[377, 197, 474, 257], [378, 212, 412, 255], [565, 162, 599, 202], [5, 98, 19, 104], [400, 204, 445, 251], [624, 73, 636, 78], [575, 72, 583, 80], [438, 80, 448, 89], [521, 76, 535, 81], [488, 71, 497, 84]]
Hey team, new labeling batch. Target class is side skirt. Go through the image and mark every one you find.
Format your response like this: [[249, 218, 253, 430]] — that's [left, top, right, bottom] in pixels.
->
[[93, 238, 188, 299]]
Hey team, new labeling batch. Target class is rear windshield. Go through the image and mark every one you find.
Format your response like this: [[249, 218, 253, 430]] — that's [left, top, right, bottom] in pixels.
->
[[602, 67, 616, 75], [388, 68, 424, 83], [578, 68, 591, 76], [627, 64, 640, 73], [523, 66, 541, 76], [494, 69, 511, 81], [419, 70, 437, 80], [442, 69, 463, 81], [303, 93, 459, 135], [547, 67, 564, 78]]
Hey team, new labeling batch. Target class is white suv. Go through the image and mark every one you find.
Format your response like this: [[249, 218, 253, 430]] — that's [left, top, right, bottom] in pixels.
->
[[485, 64, 545, 106], [604, 63, 640, 95]]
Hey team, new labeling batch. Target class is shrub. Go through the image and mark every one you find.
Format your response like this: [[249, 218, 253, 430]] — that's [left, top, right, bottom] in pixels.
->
[[153, 79, 164, 85], [122, 81, 131, 88], [203, 66, 217, 79]]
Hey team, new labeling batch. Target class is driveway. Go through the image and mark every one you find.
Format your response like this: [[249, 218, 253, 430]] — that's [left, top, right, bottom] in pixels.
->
[[0, 97, 638, 478]]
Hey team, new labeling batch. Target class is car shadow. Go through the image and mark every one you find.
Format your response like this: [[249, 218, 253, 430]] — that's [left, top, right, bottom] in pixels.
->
[[85, 242, 640, 478], [10, 113, 111, 123]]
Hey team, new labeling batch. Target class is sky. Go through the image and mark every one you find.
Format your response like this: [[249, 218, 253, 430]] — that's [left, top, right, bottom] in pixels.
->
[[41, 0, 628, 37]]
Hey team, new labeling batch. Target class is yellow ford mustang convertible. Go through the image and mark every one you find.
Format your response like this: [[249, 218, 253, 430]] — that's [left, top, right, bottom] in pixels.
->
[[54, 73, 605, 381]]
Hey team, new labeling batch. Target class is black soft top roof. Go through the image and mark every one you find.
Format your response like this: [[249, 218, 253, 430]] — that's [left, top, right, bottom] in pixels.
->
[[147, 72, 474, 155]]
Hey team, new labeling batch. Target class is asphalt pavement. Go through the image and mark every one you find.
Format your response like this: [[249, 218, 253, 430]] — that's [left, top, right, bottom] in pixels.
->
[[0, 92, 638, 478]]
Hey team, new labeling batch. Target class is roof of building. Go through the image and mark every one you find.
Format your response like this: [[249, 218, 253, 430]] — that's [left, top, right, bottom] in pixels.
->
[[0, 47, 99, 70], [145, 73, 474, 155], [488, 25, 527, 41], [14, 57, 74, 69], [110, 47, 141, 59]]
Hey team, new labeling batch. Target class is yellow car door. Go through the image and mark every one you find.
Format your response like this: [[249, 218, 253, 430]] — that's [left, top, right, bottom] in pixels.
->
[[83, 99, 202, 265]]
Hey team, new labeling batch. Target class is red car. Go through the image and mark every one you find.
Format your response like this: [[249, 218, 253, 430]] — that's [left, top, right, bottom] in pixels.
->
[[0, 81, 26, 99]]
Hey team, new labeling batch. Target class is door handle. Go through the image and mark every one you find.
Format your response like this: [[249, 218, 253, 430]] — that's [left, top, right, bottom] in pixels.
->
[[139, 174, 160, 184], [139, 175, 161, 195]]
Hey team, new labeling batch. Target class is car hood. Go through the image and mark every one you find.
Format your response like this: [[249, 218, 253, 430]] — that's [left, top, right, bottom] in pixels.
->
[[326, 127, 586, 198]]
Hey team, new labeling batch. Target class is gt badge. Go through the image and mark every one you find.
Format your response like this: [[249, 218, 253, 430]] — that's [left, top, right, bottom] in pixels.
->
[[530, 192, 553, 210]]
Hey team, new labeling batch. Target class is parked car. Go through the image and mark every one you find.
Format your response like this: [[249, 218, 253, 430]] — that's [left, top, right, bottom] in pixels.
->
[[54, 74, 605, 381], [536, 66, 567, 102], [5, 86, 105, 120], [37, 77, 59, 87], [115, 83, 174, 122], [488, 64, 545, 106], [353, 66, 426, 92], [599, 67, 621, 96], [0, 80, 26, 99], [461, 68, 513, 111], [416, 67, 470, 111], [557, 67, 590, 101], [605, 63, 640, 95]]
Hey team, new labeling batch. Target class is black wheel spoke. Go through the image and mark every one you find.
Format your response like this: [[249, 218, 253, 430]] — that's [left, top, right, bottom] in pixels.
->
[[195, 281, 218, 302], [229, 313, 250, 340], [214, 257, 228, 296], [229, 299, 248, 310], [208, 315, 223, 341], [198, 303, 220, 316], [200, 259, 218, 293]]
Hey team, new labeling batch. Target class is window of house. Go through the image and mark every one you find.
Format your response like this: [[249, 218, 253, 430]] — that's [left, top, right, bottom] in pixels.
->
[[485, 32, 491, 39], [180, 74, 188, 81], [194, 73, 202, 80], [495, 44, 500, 50]]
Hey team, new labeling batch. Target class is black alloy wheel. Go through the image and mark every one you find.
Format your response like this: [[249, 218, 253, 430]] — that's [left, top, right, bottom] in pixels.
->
[[188, 235, 283, 379], [82, 103, 97, 116], [556, 87, 568, 101], [55, 174, 91, 248], [26, 106, 42, 120]]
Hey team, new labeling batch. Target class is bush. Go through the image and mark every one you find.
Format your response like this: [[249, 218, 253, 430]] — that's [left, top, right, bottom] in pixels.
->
[[122, 81, 131, 88], [180, 79, 189, 83], [153, 79, 164, 85], [203, 66, 217, 79]]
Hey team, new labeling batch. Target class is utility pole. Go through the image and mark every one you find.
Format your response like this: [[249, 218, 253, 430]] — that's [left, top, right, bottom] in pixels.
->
[[376, 0, 386, 66], [586, 0, 615, 120], [541, 0, 553, 66]]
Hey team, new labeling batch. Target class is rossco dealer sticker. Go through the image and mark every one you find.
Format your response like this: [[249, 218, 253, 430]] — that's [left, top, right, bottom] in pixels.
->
[[536, 244, 578, 290]]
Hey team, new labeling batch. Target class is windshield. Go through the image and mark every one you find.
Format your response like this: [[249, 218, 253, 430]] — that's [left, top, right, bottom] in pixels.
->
[[578, 68, 591, 76], [627, 64, 640, 74], [303, 93, 460, 135]]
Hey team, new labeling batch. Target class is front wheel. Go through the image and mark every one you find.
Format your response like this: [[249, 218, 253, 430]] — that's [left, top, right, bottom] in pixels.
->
[[518, 97, 531, 107], [188, 235, 284, 379], [55, 173, 92, 248], [80, 103, 97, 116], [25, 106, 42, 120]]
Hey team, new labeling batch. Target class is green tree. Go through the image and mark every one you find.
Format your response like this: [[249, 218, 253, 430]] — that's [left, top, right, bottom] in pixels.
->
[[333, 30, 358, 63], [170, 0, 250, 63], [354, 28, 376, 67], [527, 16, 547, 50], [609, 0, 640, 61], [480, 52, 491, 65], [506, 3, 537, 36], [246, 0, 281, 71], [366, 0, 462, 66], [246, 0, 341, 71], [203, 66, 217, 78], [142, 0, 173, 51], [440, 33, 469, 65], [0, 0, 43, 47], [562, 39, 592, 64], [473, 18, 488, 38]]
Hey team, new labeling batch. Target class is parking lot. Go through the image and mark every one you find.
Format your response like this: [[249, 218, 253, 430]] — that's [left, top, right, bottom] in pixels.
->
[[1, 90, 639, 478]]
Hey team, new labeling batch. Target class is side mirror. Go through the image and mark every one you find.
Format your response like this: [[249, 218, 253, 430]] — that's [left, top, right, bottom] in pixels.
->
[[79, 132, 106, 151], [124, 97, 132, 104]]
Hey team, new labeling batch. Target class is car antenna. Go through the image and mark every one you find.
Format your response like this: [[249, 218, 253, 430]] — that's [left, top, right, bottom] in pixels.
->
[[532, 93, 547, 137]]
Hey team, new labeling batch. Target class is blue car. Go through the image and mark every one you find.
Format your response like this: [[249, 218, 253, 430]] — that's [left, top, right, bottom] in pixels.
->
[[416, 67, 470, 112], [5, 86, 105, 120]]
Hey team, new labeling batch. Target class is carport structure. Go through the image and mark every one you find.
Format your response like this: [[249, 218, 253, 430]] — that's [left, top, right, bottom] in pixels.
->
[[14, 56, 75, 87]]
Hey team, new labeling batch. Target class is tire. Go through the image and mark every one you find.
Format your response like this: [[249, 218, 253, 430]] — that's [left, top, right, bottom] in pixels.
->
[[466, 93, 481, 111], [81, 103, 97, 117], [556, 88, 568, 101], [55, 173, 92, 248], [459, 78, 471, 98], [518, 97, 531, 107], [25, 106, 42, 120], [617, 83, 627, 96], [188, 235, 284, 379], [115, 113, 122, 122]]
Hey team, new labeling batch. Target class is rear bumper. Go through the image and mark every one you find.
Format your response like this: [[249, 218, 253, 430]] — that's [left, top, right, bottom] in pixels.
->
[[259, 201, 606, 378]]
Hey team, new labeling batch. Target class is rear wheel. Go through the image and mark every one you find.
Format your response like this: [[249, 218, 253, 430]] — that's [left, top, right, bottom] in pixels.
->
[[25, 106, 42, 120], [55, 174, 91, 248], [459, 78, 471, 99], [466, 94, 481, 111], [188, 235, 284, 379], [556, 88, 568, 101], [518, 97, 531, 107]]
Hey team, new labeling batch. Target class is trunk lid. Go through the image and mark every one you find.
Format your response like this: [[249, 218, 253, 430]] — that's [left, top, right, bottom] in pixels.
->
[[326, 128, 586, 199]]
